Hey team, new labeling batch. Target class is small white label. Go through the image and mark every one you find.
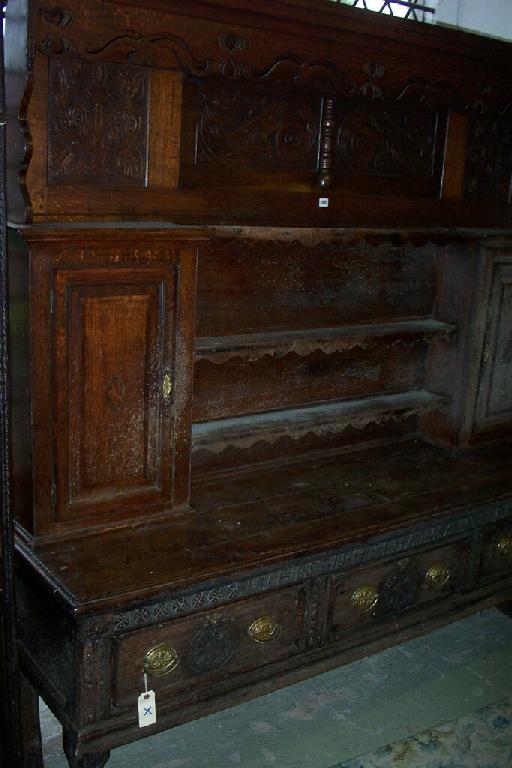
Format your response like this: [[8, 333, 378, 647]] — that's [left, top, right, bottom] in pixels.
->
[[138, 690, 157, 728], [318, 197, 329, 208]]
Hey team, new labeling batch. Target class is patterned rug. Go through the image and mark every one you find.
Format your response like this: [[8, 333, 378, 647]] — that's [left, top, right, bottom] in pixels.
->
[[336, 696, 512, 768]]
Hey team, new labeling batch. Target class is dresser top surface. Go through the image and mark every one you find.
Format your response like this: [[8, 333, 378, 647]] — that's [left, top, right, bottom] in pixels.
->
[[17, 438, 512, 614]]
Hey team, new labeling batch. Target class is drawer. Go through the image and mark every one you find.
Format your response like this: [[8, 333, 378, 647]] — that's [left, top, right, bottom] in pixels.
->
[[480, 523, 512, 584], [328, 539, 468, 642], [113, 584, 306, 709]]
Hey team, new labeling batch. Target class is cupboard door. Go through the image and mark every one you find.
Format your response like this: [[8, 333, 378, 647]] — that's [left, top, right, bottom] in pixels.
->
[[53, 266, 177, 522], [475, 261, 512, 429]]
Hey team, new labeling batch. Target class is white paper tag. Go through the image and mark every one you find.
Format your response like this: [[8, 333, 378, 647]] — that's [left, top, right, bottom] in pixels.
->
[[318, 197, 329, 208], [138, 690, 157, 728]]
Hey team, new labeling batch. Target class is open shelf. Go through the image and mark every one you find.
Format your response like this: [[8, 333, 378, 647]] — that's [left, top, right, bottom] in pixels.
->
[[192, 389, 449, 454], [195, 319, 456, 363]]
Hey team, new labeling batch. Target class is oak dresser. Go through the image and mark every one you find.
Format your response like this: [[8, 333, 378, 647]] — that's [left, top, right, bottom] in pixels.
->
[[4, 1, 512, 765]]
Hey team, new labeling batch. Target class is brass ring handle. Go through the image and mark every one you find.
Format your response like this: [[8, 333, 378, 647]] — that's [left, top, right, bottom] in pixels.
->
[[497, 536, 512, 560], [424, 564, 451, 590], [248, 616, 281, 643], [351, 585, 379, 613], [144, 643, 180, 678]]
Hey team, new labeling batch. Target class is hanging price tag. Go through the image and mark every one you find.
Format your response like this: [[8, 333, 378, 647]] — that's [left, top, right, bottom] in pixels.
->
[[138, 690, 157, 728], [138, 673, 156, 728]]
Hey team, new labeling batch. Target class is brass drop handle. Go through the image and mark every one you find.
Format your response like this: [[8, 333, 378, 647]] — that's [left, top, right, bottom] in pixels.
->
[[424, 564, 451, 590], [162, 373, 173, 402], [351, 585, 379, 613], [248, 616, 281, 643], [144, 643, 180, 678], [496, 536, 512, 560]]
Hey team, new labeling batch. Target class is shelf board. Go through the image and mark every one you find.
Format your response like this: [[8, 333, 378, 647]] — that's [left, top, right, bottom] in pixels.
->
[[195, 319, 456, 362], [192, 389, 448, 454]]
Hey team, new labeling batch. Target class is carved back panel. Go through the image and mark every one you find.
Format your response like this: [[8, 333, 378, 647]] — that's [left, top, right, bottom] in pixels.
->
[[4, 0, 512, 226]]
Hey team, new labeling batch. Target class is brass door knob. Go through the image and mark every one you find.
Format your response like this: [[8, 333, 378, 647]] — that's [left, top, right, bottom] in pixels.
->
[[351, 585, 379, 612], [248, 616, 280, 643], [497, 536, 512, 560], [424, 564, 451, 590], [144, 643, 180, 677]]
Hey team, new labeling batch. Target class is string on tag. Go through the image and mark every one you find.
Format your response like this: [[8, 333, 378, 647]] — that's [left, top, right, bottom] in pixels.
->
[[144, 671, 148, 696]]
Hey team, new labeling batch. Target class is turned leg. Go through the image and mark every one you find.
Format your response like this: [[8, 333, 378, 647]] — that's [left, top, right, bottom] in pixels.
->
[[19, 672, 44, 768], [63, 731, 110, 768]]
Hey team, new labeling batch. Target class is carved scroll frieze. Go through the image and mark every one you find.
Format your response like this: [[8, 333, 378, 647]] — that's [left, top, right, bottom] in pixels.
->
[[40, 5, 73, 28], [359, 62, 385, 100], [47, 58, 149, 186], [35, 8, 503, 121], [218, 32, 247, 79], [397, 78, 466, 111], [85, 33, 210, 75], [195, 80, 321, 171], [336, 101, 439, 178], [253, 56, 352, 94]]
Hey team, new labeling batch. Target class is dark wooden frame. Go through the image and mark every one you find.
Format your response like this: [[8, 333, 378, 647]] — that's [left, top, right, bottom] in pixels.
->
[[0, 1, 23, 762]]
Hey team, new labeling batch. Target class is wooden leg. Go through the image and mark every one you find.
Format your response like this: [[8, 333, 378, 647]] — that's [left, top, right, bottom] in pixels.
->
[[19, 672, 44, 768], [63, 731, 110, 768]]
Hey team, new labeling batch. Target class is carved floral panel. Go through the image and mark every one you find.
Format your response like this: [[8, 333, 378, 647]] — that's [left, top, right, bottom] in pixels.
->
[[194, 79, 321, 171], [335, 100, 440, 178], [47, 58, 149, 186]]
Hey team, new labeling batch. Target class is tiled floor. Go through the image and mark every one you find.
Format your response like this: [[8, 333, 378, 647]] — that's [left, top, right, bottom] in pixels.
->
[[41, 609, 512, 768]]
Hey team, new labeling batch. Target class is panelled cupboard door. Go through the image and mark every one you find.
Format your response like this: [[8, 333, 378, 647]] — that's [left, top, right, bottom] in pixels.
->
[[23, 231, 201, 541], [53, 266, 176, 521], [475, 256, 512, 430]]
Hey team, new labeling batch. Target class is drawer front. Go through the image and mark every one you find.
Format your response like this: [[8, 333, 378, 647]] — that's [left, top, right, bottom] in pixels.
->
[[328, 539, 468, 642], [113, 585, 306, 708], [480, 523, 512, 584]]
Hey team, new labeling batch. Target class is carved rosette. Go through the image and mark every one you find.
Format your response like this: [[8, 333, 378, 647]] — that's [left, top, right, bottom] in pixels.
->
[[377, 559, 422, 615], [186, 617, 239, 673]]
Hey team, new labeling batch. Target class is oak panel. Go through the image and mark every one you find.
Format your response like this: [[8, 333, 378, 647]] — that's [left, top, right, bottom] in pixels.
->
[[54, 268, 172, 519]]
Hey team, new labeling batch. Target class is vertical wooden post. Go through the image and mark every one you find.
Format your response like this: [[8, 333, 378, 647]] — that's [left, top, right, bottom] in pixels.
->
[[318, 95, 337, 189], [0, 0, 23, 764]]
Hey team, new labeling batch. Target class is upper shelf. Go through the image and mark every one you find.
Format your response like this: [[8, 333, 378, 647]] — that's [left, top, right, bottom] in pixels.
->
[[195, 318, 456, 363]]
